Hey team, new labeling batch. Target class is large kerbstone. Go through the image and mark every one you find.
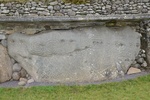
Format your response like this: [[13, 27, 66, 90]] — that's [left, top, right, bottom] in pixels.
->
[[0, 45, 12, 83], [8, 26, 141, 83]]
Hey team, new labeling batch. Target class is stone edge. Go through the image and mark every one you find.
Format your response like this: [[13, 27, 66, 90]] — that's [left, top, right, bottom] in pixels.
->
[[0, 14, 150, 22]]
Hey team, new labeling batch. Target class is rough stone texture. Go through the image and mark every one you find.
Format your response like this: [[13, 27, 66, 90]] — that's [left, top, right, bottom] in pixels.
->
[[0, 14, 149, 22], [19, 78, 27, 82], [13, 63, 21, 72], [0, 45, 12, 83], [20, 69, 27, 78], [0, 0, 149, 17], [144, 20, 150, 67], [18, 81, 26, 86], [27, 78, 34, 84], [1, 39, 7, 47], [12, 72, 20, 80], [0, 34, 6, 40], [8, 26, 141, 83]]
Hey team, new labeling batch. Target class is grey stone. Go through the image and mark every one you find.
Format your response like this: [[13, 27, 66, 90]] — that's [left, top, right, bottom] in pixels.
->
[[141, 61, 147, 67], [0, 45, 12, 83], [8, 26, 140, 83], [27, 78, 34, 84], [64, 5, 71, 9], [13, 63, 21, 72], [31, 2, 37, 6], [72, 8, 78, 11], [16, 4, 21, 8], [31, 7, 36, 10], [137, 58, 144, 64], [24, 8, 30, 11], [36, 7, 45, 11], [0, 34, 6, 40], [143, 0, 149, 2], [12, 72, 20, 80], [14, 11, 19, 16], [18, 81, 26, 86], [141, 49, 146, 53], [1, 10, 9, 14], [132, 63, 141, 68], [47, 6, 53, 10], [53, 5, 61, 11], [38, 11, 50, 16], [19, 78, 28, 82], [131, 10, 138, 14], [131, 61, 137, 65], [49, 1, 58, 6], [54, 12, 64, 16], [141, 54, 146, 58], [1, 7, 7, 10], [26, 74, 31, 79], [82, 6, 88, 10], [142, 9, 148, 13], [124, 0, 129, 3], [20, 69, 27, 78], [1, 39, 7, 47], [0, 3, 4, 7], [11, 58, 15, 65], [67, 10, 76, 16]]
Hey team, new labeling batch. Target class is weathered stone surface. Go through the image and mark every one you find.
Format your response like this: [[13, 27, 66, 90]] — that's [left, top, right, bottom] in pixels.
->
[[18, 81, 26, 86], [0, 34, 6, 40], [8, 26, 140, 83], [19, 78, 28, 82], [127, 67, 141, 75], [12, 72, 20, 80], [1, 39, 7, 47], [141, 61, 147, 67], [13, 63, 21, 72], [20, 69, 27, 78], [0, 45, 12, 83], [27, 78, 34, 84]]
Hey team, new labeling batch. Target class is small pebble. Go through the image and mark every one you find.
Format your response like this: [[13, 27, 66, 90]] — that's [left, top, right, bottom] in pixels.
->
[[141, 61, 147, 67], [13, 63, 21, 72], [20, 69, 27, 78], [141, 54, 146, 58], [136, 58, 144, 64], [127, 67, 141, 75], [18, 81, 26, 86], [27, 78, 35, 84], [12, 72, 20, 80], [19, 78, 28, 82], [133, 63, 141, 68]]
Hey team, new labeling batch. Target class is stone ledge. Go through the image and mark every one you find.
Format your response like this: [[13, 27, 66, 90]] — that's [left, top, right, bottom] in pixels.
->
[[0, 14, 150, 22]]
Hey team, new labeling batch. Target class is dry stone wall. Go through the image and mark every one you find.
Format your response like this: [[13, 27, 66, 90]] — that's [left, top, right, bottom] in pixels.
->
[[0, 0, 149, 16]]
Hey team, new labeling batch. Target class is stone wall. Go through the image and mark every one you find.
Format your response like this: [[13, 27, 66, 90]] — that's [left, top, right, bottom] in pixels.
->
[[0, 20, 149, 86], [0, 0, 149, 16], [0, 0, 149, 86]]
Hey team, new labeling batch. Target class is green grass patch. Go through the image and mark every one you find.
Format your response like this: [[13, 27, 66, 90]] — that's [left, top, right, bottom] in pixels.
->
[[0, 74, 150, 100]]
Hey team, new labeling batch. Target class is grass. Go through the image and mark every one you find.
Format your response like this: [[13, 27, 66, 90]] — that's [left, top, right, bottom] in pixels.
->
[[0, 74, 150, 100], [0, 0, 90, 4]]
